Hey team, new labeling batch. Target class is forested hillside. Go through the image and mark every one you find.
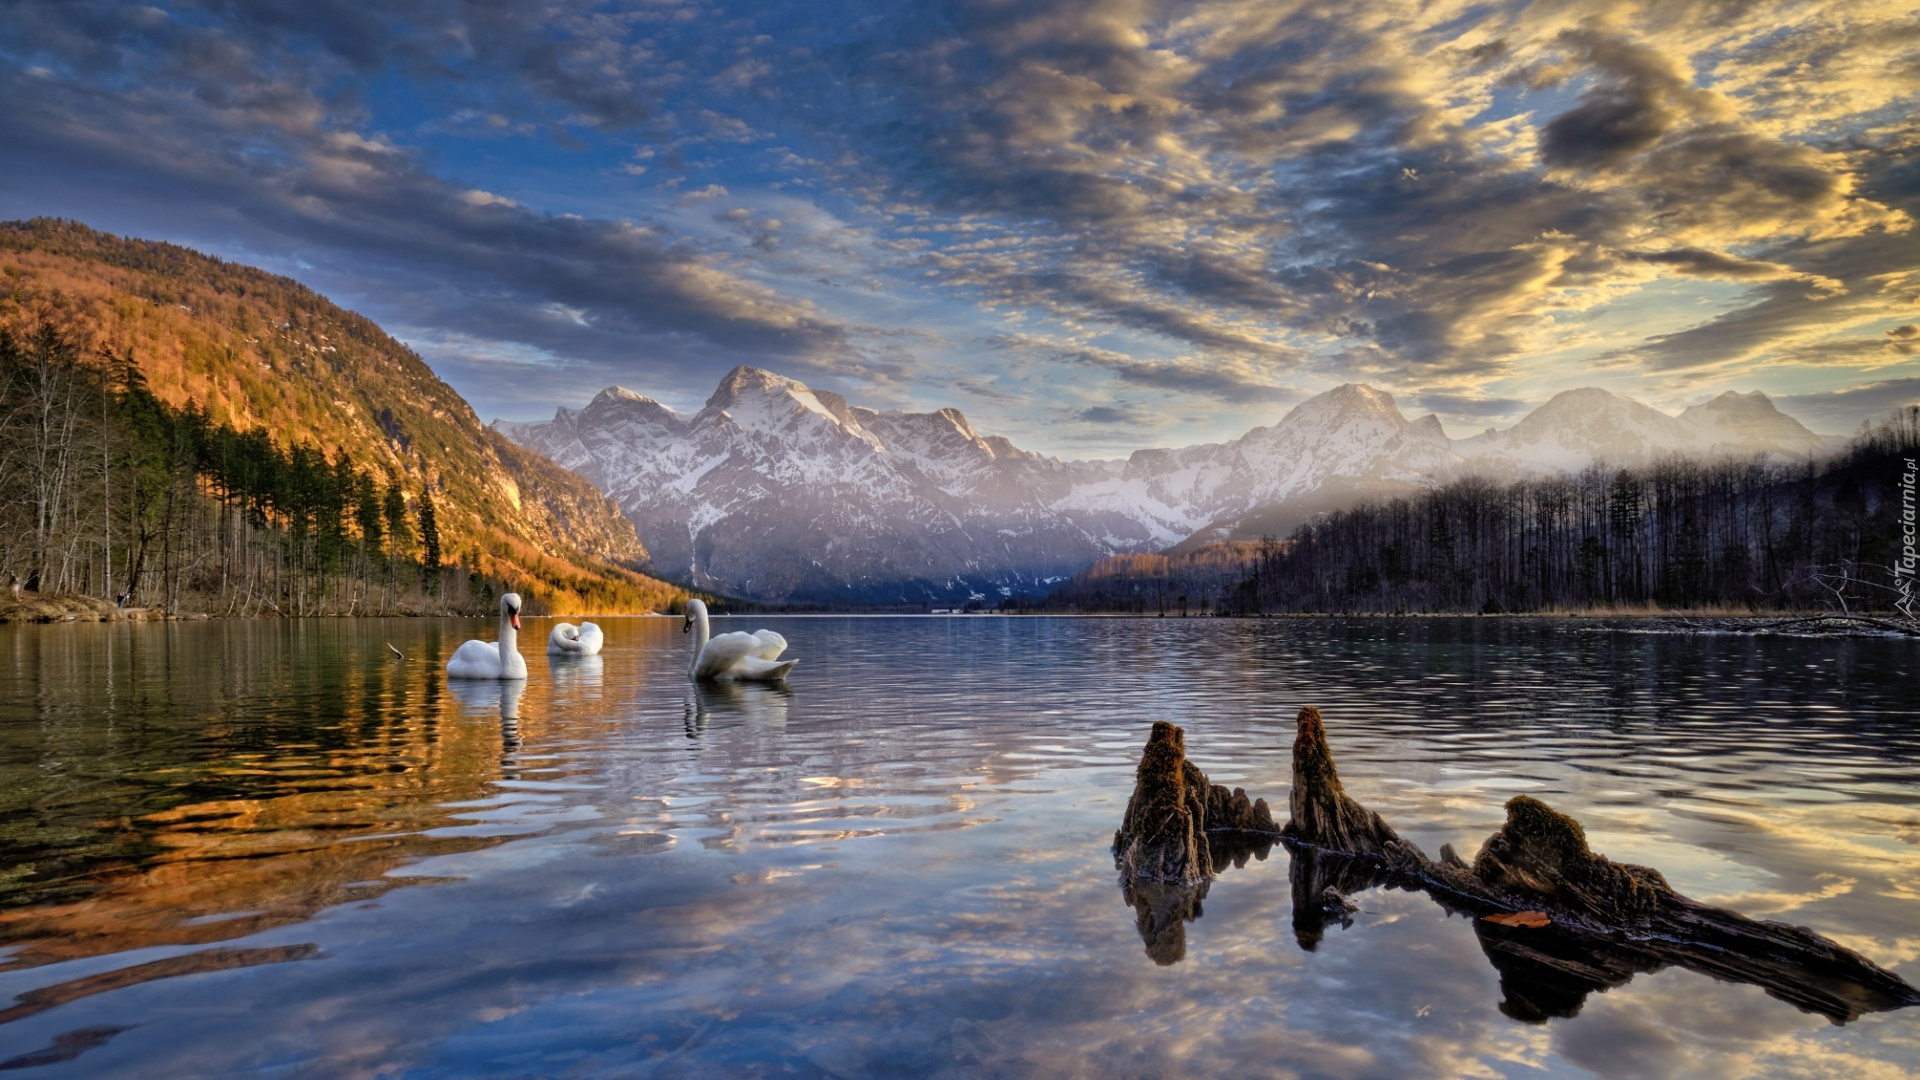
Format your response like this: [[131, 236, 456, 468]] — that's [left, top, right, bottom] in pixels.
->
[[0, 219, 682, 615], [1226, 411, 1919, 616]]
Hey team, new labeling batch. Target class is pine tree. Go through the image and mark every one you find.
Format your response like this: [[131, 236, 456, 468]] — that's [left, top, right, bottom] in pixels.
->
[[417, 489, 441, 593]]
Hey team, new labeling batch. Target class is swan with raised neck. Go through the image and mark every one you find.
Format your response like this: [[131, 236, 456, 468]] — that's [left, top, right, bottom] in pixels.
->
[[447, 592, 528, 679]]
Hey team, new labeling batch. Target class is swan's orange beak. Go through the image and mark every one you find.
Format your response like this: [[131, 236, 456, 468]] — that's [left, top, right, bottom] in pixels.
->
[[510, 613, 521, 630]]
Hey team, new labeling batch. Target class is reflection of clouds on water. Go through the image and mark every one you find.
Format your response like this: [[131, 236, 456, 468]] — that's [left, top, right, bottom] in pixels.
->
[[684, 680, 790, 736], [8, 617, 1920, 1078]]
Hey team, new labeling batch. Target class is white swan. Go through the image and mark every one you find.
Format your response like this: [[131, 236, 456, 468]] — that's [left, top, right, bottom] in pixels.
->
[[447, 592, 528, 680], [682, 598, 796, 682], [547, 621, 604, 656]]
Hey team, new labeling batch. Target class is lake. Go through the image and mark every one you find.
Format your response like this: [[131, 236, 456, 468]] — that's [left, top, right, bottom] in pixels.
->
[[1, 616, 1916, 1078]]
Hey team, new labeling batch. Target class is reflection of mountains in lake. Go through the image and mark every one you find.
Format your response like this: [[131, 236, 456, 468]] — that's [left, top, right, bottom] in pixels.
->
[[1113, 716, 1920, 1027]]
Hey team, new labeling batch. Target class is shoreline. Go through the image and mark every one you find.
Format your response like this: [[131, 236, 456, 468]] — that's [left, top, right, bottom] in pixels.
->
[[4, 593, 1911, 629]]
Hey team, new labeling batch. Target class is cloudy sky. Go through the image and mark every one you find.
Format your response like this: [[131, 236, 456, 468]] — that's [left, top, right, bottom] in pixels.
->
[[2, 1, 1915, 454]]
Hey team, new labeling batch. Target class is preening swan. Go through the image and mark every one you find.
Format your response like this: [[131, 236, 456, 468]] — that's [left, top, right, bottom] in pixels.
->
[[682, 598, 796, 682], [447, 592, 529, 680], [548, 621, 605, 656]]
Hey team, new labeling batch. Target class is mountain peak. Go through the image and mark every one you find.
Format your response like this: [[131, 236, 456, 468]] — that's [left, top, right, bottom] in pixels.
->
[[1325, 382, 1394, 405], [1683, 388, 1782, 419], [1279, 383, 1410, 432], [704, 365, 863, 431], [1409, 413, 1450, 446], [1533, 386, 1630, 410], [595, 385, 665, 407], [1680, 388, 1826, 456], [706, 365, 799, 408]]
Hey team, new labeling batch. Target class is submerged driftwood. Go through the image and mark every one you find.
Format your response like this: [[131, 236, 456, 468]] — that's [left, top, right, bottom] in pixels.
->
[[1280, 705, 1920, 1024], [1113, 709, 1920, 1023]]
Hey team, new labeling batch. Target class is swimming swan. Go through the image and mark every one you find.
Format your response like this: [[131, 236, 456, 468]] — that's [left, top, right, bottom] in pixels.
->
[[447, 592, 529, 680], [682, 598, 796, 682], [548, 621, 605, 656]]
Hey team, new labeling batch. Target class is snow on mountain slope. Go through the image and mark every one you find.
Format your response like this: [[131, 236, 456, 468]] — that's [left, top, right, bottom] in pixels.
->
[[1679, 390, 1834, 459], [1456, 387, 1698, 473], [496, 368, 1832, 604], [1454, 387, 1829, 476], [498, 369, 1465, 602], [1111, 384, 1466, 548]]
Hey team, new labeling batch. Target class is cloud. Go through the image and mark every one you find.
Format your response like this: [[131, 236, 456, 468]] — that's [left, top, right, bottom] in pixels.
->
[[1625, 247, 1841, 292], [787, 1, 1913, 384], [1, 0, 1914, 444], [987, 333, 1300, 404], [1075, 403, 1146, 425], [0, 8, 853, 418], [1408, 391, 1530, 422], [1537, 32, 1700, 172]]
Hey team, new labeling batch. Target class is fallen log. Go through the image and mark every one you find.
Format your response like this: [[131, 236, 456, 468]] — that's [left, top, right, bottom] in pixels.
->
[[1280, 705, 1920, 1024], [1108, 711, 1920, 1022]]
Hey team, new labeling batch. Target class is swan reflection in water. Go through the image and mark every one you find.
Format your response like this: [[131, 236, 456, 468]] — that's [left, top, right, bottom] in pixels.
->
[[546, 652, 605, 701], [684, 680, 791, 738], [445, 676, 526, 752]]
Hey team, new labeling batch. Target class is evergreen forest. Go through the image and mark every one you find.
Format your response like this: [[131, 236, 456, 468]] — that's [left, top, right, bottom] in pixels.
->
[[2, 319, 504, 616]]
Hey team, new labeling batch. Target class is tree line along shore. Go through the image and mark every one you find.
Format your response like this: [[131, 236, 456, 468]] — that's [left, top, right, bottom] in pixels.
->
[[1040, 407, 1920, 621]]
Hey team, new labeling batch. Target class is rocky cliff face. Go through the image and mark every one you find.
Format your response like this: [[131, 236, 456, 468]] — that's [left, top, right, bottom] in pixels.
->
[[498, 366, 1836, 604]]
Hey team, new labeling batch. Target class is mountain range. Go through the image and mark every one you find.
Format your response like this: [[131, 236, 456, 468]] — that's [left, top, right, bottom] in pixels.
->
[[0, 220, 1842, 612], [497, 367, 1831, 605]]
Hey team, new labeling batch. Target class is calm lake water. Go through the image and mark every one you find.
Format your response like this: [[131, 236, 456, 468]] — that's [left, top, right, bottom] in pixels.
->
[[1, 616, 1916, 1078]]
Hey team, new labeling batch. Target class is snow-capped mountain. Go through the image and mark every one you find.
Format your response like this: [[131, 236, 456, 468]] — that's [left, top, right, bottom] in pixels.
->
[[497, 367, 1127, 603], [1454, 387, 1831, 475], [496, 368, 1832, 604], [1678, 390, 1834, 459], [1112, 384, 1461, 550]]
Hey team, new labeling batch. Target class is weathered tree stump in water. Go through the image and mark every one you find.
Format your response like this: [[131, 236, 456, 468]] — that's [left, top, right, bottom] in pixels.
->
[[1113, 721, 1211, 886], [1112, 720, 1281, 962], [1278, 706, 1920, 1024], [1282, 705, 1407, 858], [1113, 721, 1280, 887], [1108, 709, 1920, 1023]]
